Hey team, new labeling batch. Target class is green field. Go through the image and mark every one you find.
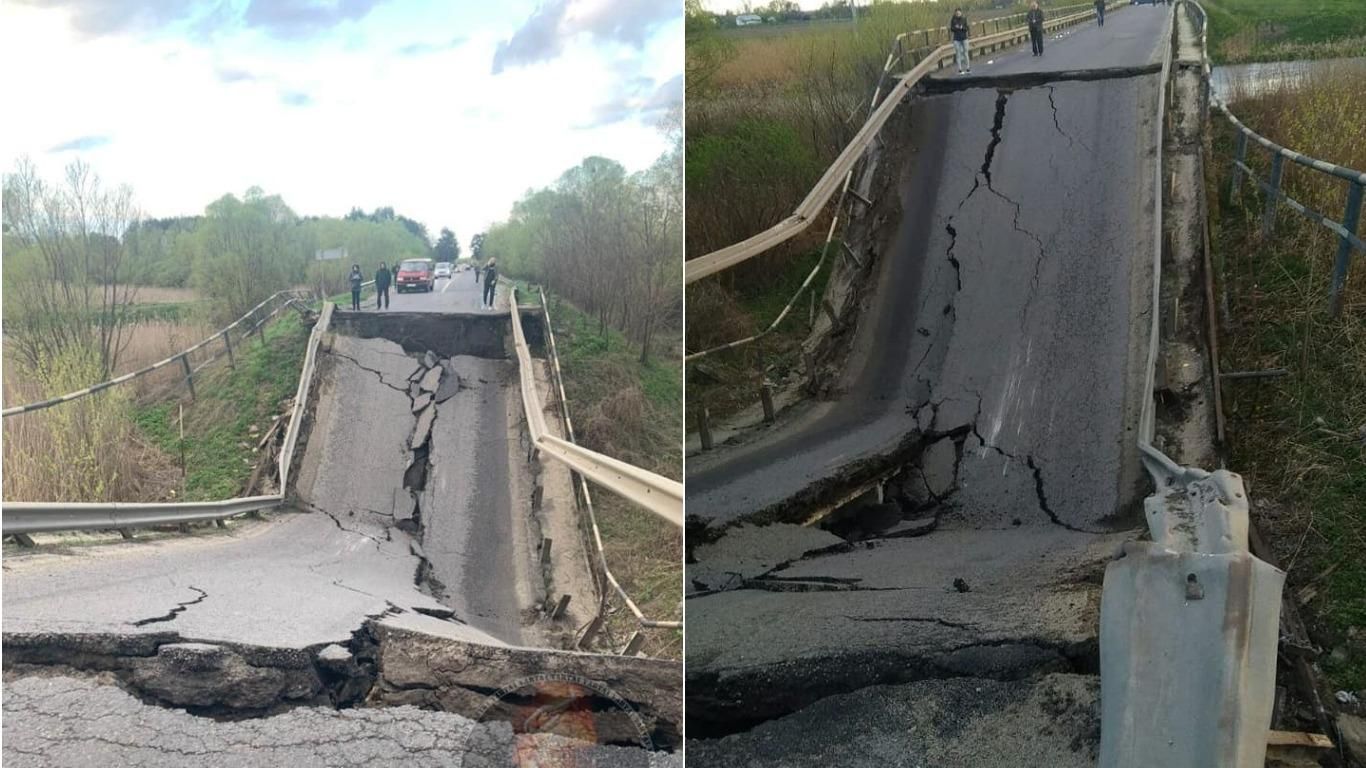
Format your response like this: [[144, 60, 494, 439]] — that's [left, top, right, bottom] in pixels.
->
[[1201, 0, 1366, 63]]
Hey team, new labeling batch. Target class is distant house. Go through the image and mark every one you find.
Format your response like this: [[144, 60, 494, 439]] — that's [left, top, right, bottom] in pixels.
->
[[736, 13, 761, 26]]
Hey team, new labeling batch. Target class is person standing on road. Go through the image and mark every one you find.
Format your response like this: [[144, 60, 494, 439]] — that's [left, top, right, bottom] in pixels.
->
[[481, 258, 498, 310], [474, 260, 480, 283], [374, 261, 391, 310], [1028, 2, 1045, 56], [348, 264, 363, 311], [950, 9, 971, 75], [1095, 0, 1105, 26]]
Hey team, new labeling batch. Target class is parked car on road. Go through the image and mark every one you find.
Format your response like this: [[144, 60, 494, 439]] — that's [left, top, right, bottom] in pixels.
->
[[435, 262, 452, 279], [396, 258, 434, 292]]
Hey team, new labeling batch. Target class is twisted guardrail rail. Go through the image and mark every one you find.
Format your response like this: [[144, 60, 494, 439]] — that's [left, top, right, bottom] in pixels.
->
[[508, 285, 683, 528], [535, 288, 681, 652]]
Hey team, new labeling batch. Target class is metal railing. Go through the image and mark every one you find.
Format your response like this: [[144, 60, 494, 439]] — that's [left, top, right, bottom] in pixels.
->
[[536, 289, 681, 650], [1192, 9, 1365, 317], [2, 291, 305, 417], [1136, 3, 1178, 472], [871, 2, 1097, 113], [507, 286, 683, 528], [1, 303, 334, 535], [684, 2, 1113, 285]]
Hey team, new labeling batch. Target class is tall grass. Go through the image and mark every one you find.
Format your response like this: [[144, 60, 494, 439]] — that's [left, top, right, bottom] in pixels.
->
[[1212, 69, 1366, 690], [2, 343, 169, 502]]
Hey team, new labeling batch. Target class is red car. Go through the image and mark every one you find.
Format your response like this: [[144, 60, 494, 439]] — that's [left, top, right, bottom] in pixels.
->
[[396, 258, 434, 293]]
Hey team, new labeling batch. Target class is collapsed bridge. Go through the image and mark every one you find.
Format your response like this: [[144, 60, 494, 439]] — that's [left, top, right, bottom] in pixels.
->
[[2, 284, 682, 764]]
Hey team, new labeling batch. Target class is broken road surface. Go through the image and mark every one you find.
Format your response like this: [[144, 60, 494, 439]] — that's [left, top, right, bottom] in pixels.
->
[[3, 310, 678, 764], [686, 7, 1168, 763]]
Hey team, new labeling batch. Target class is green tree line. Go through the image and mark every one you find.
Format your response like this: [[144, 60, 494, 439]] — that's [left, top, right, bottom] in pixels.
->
[[2, 157, 435, 380], [479, 114, 682, 363]]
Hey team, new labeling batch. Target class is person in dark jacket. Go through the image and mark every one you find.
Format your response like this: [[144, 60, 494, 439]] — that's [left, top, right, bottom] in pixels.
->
[[950, 9, 971, 75], [348, 264, 363, 311], [1028, 2, 1045, 56], [1095, 0, 1105, 26], [481, 258, 498, 310], [374, 261, 391, 309]]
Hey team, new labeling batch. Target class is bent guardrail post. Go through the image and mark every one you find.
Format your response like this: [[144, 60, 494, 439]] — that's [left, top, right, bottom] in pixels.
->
[[1330, 180, 1364, 316], [1099, 464, 1284, 768]]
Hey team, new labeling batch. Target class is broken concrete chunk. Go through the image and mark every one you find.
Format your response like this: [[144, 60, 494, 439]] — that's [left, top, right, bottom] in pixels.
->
[[411, 392, 433, 412], [316, 644, 353, 666], [394, 517, 420, 536], [423, 351, 437, 369], [418, 365, 442, 393], [433, 370, 463, 403], [408, 381, 420, 398], [921, 438, 959, 498], [128, 643, 322, 710], [411, 406, 436, 450]]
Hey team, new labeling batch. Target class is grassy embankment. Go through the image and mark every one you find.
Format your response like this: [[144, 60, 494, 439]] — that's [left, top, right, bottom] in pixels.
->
[[133, 311, 309, 501], [1209, 67, 1366, 692], [1200, 0, 1366, 64], [532, 287, 683, 659], [686, 1, 1087, 420], [2, 288, 310, 509]]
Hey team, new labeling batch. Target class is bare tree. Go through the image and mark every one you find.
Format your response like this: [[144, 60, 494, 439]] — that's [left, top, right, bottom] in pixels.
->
[[2, 157, 139, 378]]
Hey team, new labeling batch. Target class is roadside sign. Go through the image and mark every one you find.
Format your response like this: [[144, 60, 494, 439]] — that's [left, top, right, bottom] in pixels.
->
[[315, 247, 346, 261]]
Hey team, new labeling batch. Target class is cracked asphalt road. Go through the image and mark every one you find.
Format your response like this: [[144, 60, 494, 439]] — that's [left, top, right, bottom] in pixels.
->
[[2, 673, 677, 768], [687, 7, 1165, 529], [685, 5, 1168, 758]]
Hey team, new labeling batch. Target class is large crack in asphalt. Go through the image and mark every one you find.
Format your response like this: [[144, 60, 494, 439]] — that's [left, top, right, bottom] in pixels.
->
[[129, 587, 208, 627]]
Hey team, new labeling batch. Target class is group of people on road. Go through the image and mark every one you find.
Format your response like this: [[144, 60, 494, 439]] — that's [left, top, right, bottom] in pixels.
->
[[344, 259, 499, 311], [347, 262, 396, 311], [949, 0, 1124, 74]]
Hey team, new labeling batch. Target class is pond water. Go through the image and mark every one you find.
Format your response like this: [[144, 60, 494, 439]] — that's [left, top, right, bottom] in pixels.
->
[[1211, 56, 1366, 101]]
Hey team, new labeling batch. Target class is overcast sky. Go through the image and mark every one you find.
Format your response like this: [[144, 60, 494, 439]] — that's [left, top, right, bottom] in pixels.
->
[[0, 0, 682, 251]]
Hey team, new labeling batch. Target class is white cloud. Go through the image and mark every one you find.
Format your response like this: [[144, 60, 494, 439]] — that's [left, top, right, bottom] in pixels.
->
[[0, 1, 680, 251]]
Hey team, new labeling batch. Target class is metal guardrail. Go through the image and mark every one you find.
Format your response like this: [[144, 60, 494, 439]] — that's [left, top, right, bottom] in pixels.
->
[[1, 303, 335, 535], [507, 285, 683, 528], [871, 2, 1096, 113], [1193, 14, 1365, 317], [537, 289, 681, 646], [683, 3, 1113, 285], [1135, 3, 1178, 464], [2, 291, 303, 417]]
